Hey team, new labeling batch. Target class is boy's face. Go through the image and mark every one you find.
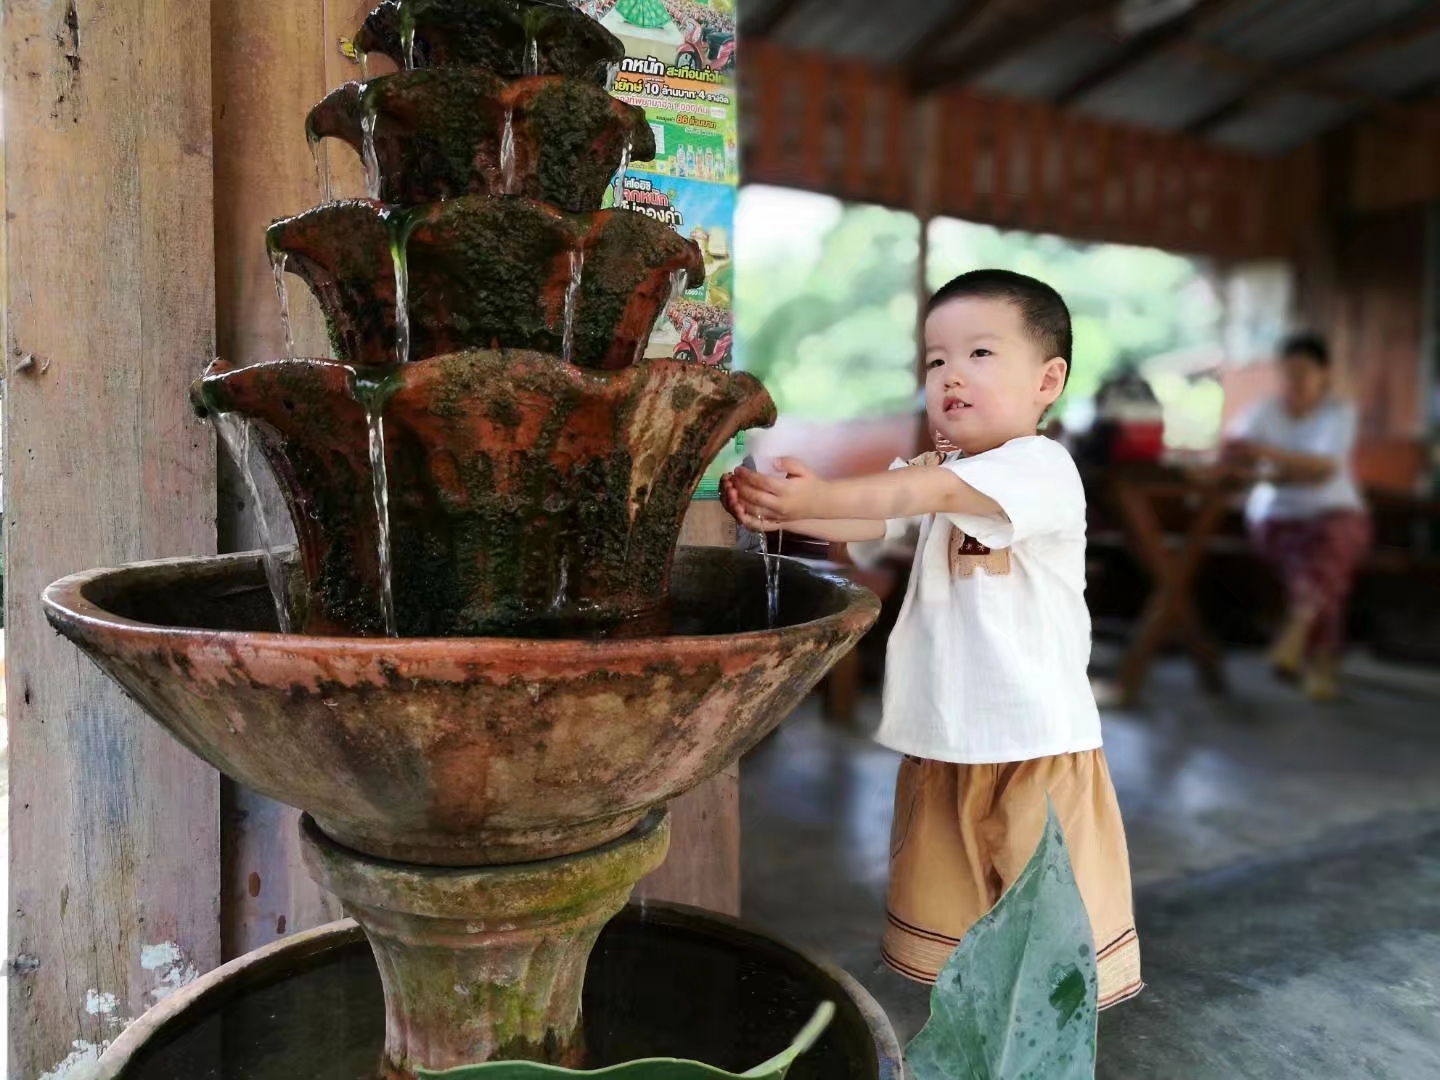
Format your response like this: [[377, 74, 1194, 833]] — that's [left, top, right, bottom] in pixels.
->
[[924, 297, 1067, 455]]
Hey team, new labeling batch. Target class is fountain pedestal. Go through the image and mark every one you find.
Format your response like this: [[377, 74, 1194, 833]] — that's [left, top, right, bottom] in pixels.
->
[[303, 811, 670, 1076]]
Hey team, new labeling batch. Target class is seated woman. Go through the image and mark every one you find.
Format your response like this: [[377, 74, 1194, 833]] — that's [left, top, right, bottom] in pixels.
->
[[1225, 333, 1371, 701]]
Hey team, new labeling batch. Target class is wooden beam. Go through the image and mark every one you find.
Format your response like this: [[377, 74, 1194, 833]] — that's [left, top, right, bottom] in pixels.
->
[[911, 0, 1113, 97], [743, 0, 812, 40], [1188, 4, 1440, 136], [4, 0, 221, 1073]]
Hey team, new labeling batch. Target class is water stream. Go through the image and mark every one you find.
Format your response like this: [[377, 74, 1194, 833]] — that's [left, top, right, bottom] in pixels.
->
[[561, 249, 584, 364], [366, 405, 398, 637], [361, 111, 382, 201], [759, 528, 783, 629], [615, 134, 633, 189], [270, 251, 295, 359], [307, 131, 330, 204], [212, 413, 294, 634], [523, 26, 540, 76], [382, 209, 415, 366], [500, 107, 517, 194], [348, 372, 400, 638], [398, 0, 417, 71]]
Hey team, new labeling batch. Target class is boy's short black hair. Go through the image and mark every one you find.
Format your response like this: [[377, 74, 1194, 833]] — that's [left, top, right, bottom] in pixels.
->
[[1279, 331, 1330, 368], [926, 269, 1073, 371]]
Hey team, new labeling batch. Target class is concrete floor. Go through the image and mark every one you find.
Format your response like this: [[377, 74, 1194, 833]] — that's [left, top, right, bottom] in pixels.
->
[[741, 651, 1440, 1079]]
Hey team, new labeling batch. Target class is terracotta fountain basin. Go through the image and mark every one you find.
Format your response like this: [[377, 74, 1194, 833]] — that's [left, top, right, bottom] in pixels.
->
[[43, 546, 878, 866]]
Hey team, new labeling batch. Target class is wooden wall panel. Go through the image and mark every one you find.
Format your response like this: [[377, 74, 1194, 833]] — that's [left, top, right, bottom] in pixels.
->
[[1347, 102, 1440, 216], [742, 43, 1303, 259], [212, 0, 373, 961], [3, 0, 221, 1073]]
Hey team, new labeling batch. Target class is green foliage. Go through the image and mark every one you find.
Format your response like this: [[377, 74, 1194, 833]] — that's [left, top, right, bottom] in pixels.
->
[[905, 804, 1098, 1080], [734, 195, 921, 421], [733, 188, 1221, 439], [926, 218, 1221, 425], [418, 1003, 833, 1079]]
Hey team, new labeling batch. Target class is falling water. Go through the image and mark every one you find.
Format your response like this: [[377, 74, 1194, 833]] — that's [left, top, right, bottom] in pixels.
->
[[523, 24, 540, 76], [615, 134, 633, 188], [359, 48, 370, 81], [398, 0, 417, 70], [270, 250, 295, 359], [212, 412, 294, 634], [561, 249, 584, 364], [361, 111, 382, 201], [759, 527, 783, 628], [365, 404, 399, 637], [383, 210, 415, 366], [307, 130, 330, 204], [500, 107, 516, 195], [551, 556, 569, 613]]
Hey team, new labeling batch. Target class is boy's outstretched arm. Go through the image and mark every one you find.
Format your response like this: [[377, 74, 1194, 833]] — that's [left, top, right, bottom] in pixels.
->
[[720, 472, 885, 542], [731, 458, 1002, 525]]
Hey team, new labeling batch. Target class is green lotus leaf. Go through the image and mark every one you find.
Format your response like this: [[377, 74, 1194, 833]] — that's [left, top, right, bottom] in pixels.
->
[[420, 1002, 834, 1079], [905, 803, 1099, 1080]]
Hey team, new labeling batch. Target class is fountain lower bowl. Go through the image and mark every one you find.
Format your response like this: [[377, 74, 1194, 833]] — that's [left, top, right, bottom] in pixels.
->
[[92, 904, 902, 1079], [43, 546, 879, 865]]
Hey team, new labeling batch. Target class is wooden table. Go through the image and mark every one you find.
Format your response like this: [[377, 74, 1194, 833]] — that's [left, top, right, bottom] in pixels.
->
[[1100, 466, 1246, 707]]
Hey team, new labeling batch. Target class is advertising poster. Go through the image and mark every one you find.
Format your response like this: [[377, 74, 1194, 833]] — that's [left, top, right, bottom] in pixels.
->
[[592, 0, 738, 368]]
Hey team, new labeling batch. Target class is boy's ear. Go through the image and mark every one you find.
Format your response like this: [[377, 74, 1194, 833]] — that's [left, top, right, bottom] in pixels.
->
[[1040, 357, 1068, 401]]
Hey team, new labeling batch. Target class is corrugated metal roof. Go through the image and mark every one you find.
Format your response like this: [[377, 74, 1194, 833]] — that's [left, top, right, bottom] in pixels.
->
[[1340, 25, 1440, 95], [973, 23, 1125, 98], [1076, 53, 1250, 128], [764, 0, 950, 63], [1197, 0, 1431, 66], [746, 0, 1440, 155], [1209, 90, 1364, 152]]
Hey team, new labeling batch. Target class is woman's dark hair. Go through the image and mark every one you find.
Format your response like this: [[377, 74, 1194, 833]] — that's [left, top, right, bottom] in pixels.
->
[[1279, 332, 1330, 368], [927, 269, 1072, 367]]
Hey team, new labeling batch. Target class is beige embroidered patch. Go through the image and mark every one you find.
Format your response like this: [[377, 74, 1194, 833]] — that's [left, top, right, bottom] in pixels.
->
[[950, 531, 1012, 577]]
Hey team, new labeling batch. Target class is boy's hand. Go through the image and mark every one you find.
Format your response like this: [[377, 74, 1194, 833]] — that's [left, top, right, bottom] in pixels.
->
[[720, 471, 764, 531], [730, 458, 830, 525]]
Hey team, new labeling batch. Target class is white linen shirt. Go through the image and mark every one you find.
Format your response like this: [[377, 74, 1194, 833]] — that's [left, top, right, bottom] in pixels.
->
[[850, 436, 1101, 764], [1228, 397, 1364, 523]]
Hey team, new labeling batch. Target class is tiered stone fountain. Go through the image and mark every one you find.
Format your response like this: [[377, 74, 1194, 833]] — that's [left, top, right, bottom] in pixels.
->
[[42, 1, 884, 1076]]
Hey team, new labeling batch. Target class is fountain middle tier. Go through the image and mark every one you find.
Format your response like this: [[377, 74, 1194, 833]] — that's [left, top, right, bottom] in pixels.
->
[[267, 198, 703, 371], [194, 350, 772, 637], [43, 547, 879, 866]]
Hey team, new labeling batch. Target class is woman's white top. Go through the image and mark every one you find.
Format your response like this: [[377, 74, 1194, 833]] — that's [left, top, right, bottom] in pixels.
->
[[849, 436, 1101, 765], [1229, 397, 1364, 523]]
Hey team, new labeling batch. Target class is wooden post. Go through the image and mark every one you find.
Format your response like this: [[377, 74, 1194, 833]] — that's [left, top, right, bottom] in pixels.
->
[[632, 500, 741, 915], [210, 0, 347, 962], [3, 0, 221, 1073]]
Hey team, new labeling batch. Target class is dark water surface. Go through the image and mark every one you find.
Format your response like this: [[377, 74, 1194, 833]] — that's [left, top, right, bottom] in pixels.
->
[[121, 905, 889, 1079]]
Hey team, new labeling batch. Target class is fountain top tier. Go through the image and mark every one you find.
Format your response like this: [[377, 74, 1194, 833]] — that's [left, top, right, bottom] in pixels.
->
[[194, 0, 773, 638]]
